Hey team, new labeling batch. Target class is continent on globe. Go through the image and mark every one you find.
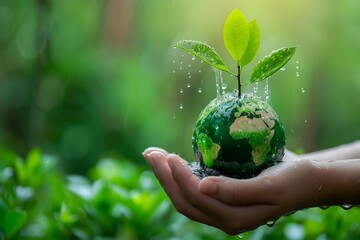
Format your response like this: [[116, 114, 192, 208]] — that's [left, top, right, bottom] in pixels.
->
[[192, 93, 285, 178]]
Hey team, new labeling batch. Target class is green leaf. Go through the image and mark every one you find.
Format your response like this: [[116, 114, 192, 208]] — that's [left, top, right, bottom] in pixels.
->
[[240, 19, 260, 66], [174, 40, 230, 73], [223, 8, 249, 63], [3, 210, 27, 237], [250, 47, 297, 83]]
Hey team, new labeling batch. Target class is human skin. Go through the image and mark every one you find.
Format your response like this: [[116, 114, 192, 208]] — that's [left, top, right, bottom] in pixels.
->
[[143, 141, 360, 235]]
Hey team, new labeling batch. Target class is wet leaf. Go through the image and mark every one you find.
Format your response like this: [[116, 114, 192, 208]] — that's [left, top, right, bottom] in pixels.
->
[[223, 9, 249, 63], [3, 210, 27, 237], [250, 47, 297, 83], [240, 19, 260, 66], [174, 40, 230, 73]]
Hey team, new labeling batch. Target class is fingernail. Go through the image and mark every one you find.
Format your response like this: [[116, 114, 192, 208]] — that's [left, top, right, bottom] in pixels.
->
[[145, 151, 166, 164], [199, 178, 218, 195]]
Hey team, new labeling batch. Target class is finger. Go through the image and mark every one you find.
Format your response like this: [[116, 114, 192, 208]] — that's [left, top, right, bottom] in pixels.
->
[[198, 175, 275, 206], [230, 204, 282, 232], [167, 154, 238, 218], [143, 147, 169, 158], [167, 155, 283, 234], [144, 151, 219, 226]]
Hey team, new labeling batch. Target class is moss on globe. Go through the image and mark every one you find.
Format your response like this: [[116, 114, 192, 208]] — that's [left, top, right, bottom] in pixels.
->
[[192, 92, 285, 179]]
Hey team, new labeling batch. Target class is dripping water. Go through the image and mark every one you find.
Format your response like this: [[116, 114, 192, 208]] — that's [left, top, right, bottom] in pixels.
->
[[264, 78, 269, 102], [213, 68, 224, 99]]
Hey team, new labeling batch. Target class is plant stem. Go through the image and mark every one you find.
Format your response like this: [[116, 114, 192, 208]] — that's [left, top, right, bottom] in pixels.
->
[[237, 64, 241, 98]]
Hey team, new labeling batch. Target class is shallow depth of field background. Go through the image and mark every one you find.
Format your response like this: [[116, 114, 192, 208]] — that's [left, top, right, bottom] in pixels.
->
[[0, 0, 359, 239]]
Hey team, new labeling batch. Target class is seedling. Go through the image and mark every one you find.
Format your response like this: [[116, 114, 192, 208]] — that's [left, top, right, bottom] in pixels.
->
[[175, 9, 297, 179], [174, 8, 296, 98]]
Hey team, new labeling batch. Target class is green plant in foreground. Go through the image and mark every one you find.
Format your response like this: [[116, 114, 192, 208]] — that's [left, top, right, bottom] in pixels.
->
[[174, 8, 297, 97]]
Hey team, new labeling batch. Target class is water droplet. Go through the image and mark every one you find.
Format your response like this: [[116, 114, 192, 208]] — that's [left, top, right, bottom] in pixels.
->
[[320, 206, 329, 210], [221, 83, 227, 90], [191, 56, 195, 61], [172, 60, 176, 64], [214, 125, 219, 131], [296, 72, 300, 77], [237, 234, 244, 239], [198, 88, 202, 93], [172, 70, 176, 74], [188, 75, 192, 79], [179, 89, 183, 94], [341, 204, 353, 210], [198, 69, 202, 73], [280, 67, 286, 71], [296, 60, 299, 64], [200, 60, 204, 63], [180, 61, 183, 65], [181, 54, 184, 58], [187, 83, 191, 88], [179, 103, 183, 110], [304, 120, 308, 123], [173, 115, 176, 119], [188, 64, 191, 68], [266, 220, 275, 227], [301, 88, 305, 93], [179, 66, 183, 70], [296, 65, 299, 69]]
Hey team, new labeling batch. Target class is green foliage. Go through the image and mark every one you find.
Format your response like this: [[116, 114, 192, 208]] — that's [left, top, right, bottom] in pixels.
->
[[1, 147, 360, 239], [174, 40, 230, 73], [239, 20, 260, 66], [250, 47, 297, 83], [174, 8, 296, 88], [223, 9, 249, 64]]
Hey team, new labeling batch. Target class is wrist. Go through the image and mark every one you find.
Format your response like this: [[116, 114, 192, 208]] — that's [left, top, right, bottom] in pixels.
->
[[311, 159, 360, 206]]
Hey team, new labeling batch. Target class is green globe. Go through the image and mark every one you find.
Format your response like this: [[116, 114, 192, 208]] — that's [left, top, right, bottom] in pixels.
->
[[192, 92, 285, 178]]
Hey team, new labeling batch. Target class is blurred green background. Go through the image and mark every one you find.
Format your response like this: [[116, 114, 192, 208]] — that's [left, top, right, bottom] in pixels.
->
[[0, 0, 359, 239]]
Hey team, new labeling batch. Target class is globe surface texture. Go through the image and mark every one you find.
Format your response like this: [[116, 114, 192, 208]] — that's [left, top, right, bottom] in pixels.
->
[[192, 93, 285, 178]]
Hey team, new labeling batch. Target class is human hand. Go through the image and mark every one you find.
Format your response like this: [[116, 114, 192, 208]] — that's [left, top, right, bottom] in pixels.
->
[[143, 147, 322, 234]]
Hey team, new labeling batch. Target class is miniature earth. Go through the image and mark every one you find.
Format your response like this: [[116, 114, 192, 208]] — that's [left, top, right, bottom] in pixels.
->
[[190, 92, 285, 179]]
